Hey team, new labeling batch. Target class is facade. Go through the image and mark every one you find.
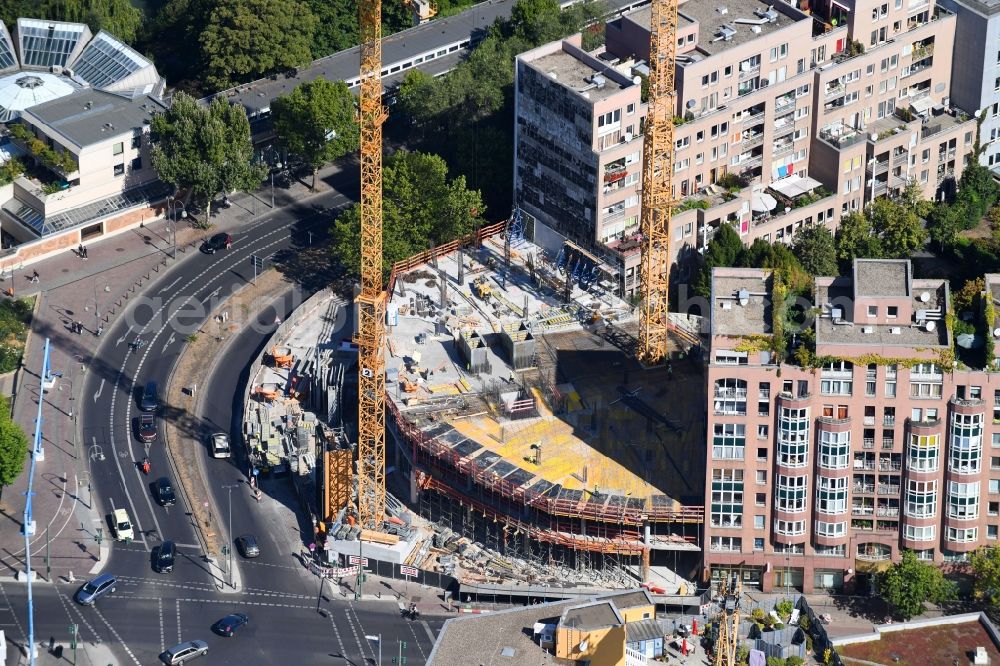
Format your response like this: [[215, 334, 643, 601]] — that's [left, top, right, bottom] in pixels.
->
[[514, 0, 974, 296], [937, 0, 1000, 174], [0, 19, 168, 262], [702, 258, 1000, 594]]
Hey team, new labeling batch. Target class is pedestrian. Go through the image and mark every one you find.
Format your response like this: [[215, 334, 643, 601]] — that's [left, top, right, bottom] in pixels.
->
[[29, 270, 39, 283], [96, 324, 103, 337], [82, 245, 88, 259]]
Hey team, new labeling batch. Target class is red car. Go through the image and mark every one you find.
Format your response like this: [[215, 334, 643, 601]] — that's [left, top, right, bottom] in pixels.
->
[[138, 413, 157, 443]]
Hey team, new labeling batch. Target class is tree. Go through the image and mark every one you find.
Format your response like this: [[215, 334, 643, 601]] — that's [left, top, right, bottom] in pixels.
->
[[306, 0, 358, 56], [272, 79, 359, 190], [1, 0, 143, 43], [867, 197, 927, 258], [971, 547, 1000, 617], [331, 151, 485, 280], [877, 550, 956, 620], [0, 395, 28, 497], [199, 0, 317, 90], [926, 201, 964, 251], [693, 224, 743, 297], [151, 93, 267, 224], [792, 225, 838, 277], [835, 212, 883, 272]]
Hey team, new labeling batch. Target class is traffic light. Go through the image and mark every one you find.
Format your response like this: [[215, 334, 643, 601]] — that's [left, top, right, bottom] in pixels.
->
[[391, 659, 407, 664]]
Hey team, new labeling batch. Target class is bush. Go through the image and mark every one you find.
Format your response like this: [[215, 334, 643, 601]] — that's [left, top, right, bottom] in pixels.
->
[[0, 298, 32, 374], [775, 599, 794, 621], [787, 657, 805, 666]]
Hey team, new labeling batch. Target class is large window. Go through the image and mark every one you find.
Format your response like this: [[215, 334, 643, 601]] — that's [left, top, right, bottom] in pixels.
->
[[905, 479, 937, 518], [820, 379, 852, 395], [907, 433, 939, 472], [714, 378, 747, 415], [818, 430, 850, 469], [710, 536, 742, 552], [816, 476, 848, 514], [904, 524, 936, 542], [947, 481, 980, 520], [776, 475, 808, 513], [775, 519, 805, 536], [778, 407, 809, 467], [711, 469, 743, 528], [947, 527, 978, 543], [814, 520, 846, 537], [949, 412, 983, 474], [713, 423, 746, 459]]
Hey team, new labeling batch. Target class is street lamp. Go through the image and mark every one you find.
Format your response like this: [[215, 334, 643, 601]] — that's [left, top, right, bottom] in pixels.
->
[[222, 484, 239, 589], [271, 162, 283, 208], [784, 556, 790, 598]]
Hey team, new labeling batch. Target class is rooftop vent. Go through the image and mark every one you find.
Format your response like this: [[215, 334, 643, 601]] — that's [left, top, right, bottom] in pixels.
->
[[15, 75, 43, 90], [925, 321, 936, 332], [737, 289, 750, 306], [716, 5, 729, 14], [831, 307, 843, 320], [591, 74, 607, 89], [548, 71, 558, 80], [862, 326, 874, 334], [755, 4, 779, 21], [890, 327, 901, 335], [919, 291, 931, 303], [712, 25, 737, 42]]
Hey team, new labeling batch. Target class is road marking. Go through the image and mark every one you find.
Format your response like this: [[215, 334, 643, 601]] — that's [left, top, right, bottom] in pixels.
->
[[93, 378, 105, 402], [160, 276, 183, 292], [161, 332, 176, 354], [409, 621, 429, 660], [175, 599, 182, 644], [342, 606, 367, 660], [325, 603, 348, 658], [115, 325, 134, 347], [347, 605, 377, 661], [420, 620, 436, 646], [158, 597, 165, 653], [54, 590, 102, 646], [0, 584, 25, 645], [91, 605, 142, 665]]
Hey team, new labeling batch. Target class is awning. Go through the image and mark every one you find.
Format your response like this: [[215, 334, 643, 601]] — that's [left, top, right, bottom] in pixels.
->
[[751, 192, 777, 213], [769, 174, 822, 198], [909, 95, 934, 115]]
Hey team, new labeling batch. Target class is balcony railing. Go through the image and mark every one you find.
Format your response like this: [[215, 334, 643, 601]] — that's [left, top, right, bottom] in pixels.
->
[[863, 439, 875, 449], [882, 439, 895, 449], [739, 64, 761, 81], [880, 461, 902, 471], [884, 416, 896, 426], [864, 416, 876, 425], [855, 461, 876, 470], [857, 549, 891, 561], [715, 388, 748, 399], [877, 507, 900, 517], [854, 484, 876, 493], [878, 485, 901, 495], [852, 506, 874, 515]]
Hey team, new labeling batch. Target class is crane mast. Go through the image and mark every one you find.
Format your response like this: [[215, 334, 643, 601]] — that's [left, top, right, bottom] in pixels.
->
[[713, 574, 743, 666], [637, 0, 678, 366], [356, 0, 388, 529]]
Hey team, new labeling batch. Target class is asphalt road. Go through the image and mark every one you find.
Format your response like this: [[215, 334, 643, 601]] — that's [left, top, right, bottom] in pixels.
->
[[65, 170, 444, 664]]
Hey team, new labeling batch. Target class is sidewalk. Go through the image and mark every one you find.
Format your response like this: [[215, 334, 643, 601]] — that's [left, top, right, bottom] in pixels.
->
[[0, 161, 353, 585]]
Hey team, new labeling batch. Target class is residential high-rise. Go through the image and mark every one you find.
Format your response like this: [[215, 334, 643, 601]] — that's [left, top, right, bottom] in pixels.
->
[[704, 259, 1000, 594], [514, 0, 975, 295]]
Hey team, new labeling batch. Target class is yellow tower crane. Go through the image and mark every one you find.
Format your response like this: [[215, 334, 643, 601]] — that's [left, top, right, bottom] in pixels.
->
[[637, 0, 679, 366], [356, 0, 388, 530], [713, 573, 743, 666]]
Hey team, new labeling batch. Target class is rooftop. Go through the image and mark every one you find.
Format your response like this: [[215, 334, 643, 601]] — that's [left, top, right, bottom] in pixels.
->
[[836, 613, 1000, 666], [679, 0, 802, 56], [854, 259, 910, 297], [428, 600, 578, 666], [710, 268, 772, 337], [562, 601, 623, 631], [595, 589, 654, 610], [24, 89, 166, 148], [526, 48, 631, 103]]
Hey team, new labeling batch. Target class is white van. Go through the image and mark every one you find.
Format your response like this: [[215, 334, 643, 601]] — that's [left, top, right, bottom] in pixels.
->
[[112, 508, 134, 541]]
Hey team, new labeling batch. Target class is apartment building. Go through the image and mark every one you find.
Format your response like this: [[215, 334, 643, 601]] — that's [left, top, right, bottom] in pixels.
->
[[937, 0, 1000, 173], [703, 258, 1000, 594], [514, 0, 974, 294]]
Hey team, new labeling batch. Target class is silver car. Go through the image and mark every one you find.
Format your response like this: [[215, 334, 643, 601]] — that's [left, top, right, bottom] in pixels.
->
[[74, 573, 117, 605], [160, 640, 208, 664]]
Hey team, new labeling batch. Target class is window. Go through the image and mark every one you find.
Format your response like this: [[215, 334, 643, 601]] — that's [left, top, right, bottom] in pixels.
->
[[818, 430, 850, 469], [992, 479, 1000, 494], [990, 501, 1000, 516], [778, 407, 809, 467], [904, 524, 935, 542], [908, 433, 939, 472], [756, 492, 766, 506], [131, 157, 142, 171], [776, 475, 808, 513], [947, 481, 980, 520], [905, 479, 937, 518], [626, 103, 635, 115], [754, 515, 765, 529], [113, 141, 123, 156], [131, 134, 141, 149], [714, 378, 747, 415], [815, 520, 846, 537], [990, 525, 998, 540], [754, 537, 764, 550], [756, 470, 767, 484], [947, 527, 978, 543], [711, 536, 742, 552], [887, 306, 898, 318], [713, 423, 745, 459], [597, 109, 621, 130], [821, 379, 852, 395], [910, 382, 942, 398], [774, 519, 805, 536], [113, 163, 124, 177], [758, 424, 769, 439], [711, 468, 743, 528], [950, 412, 983, 474], [867, 305, 877, 317], [816, 476, 848, 514]]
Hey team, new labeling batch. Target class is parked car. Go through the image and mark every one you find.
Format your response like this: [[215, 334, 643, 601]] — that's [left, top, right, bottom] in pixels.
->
[[155, 477, 176, 506], [160, 640, 208, 665], [235, 534, 260, 559], [200, 233, 232, 254], [112, 508, 133, 541], [210, 433, 231, 459], [139, 381, 158, 411], [155, 541, 176, 574], [74, 573, 117, 605], [138, 413, 157, 443], [211, 612, 249, 637]]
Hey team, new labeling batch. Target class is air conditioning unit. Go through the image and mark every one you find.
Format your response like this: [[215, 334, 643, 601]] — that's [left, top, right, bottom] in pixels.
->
[[862, 326, 874, 334], [890, 327, 901, 335], [50, 65, 62, 75]]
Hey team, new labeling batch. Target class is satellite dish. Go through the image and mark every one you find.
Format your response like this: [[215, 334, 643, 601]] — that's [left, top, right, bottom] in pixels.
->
[[993, 327, 1000, 337], [633, 75, 642, 85], [920, 291, 931, 303], [687, 99, 697, 108], [925, 321, 936, 332]]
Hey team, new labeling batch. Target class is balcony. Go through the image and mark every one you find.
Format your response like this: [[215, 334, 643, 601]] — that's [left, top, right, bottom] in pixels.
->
[[715, 387, 747, 399], [820, 124, 866, 149], [774, 94, 795, 111], [882, 438, 895, 450], [893, 152, 910, 166], [864, 416, 876, 426], [877, 507, 900, 517], [742, 133, 765, 149], [857, 546, 892, 561], [854, 484, 876, 494], [884, 416, 896, 426], [739, 107, 766, 124], [852, 505, 874, 516], [824, 83, 846, 99], [880, 461, 902, 471], [867, 159, 890, 176], [863, 438, 875, 449], [877, 485, 901, 495], [738, 64, 761, 81], [855, 461, 876, 470]]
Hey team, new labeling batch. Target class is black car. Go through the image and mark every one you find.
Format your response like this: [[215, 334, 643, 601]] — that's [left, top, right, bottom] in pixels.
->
[[211, 612, 249, 637], [200, 233, 232, 254], [155, 541, 176, 573], [139, 381, 158, 412], [138, 413, 157, 443], [235, 534, 260, 558], [154, 477, 176, 506]]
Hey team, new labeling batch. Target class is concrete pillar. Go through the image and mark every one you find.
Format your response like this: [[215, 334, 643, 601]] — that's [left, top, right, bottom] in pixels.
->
[[641, 548, 651, 583]]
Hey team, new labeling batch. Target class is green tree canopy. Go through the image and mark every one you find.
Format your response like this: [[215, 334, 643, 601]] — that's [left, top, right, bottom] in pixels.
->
[[792, 224, 838, 277], [331, 151, 485, 281], [271, 79, 359, 190], [877, 550, 956, 620], [0, 0, 142, 43], [151, 93, 267, 223], [0, 395, 28, 492], [971, 547, 1000, 617], [835, 211, 883, 272], [693, 223, 743, 297], [867, 197, 928, 258], [199, 0, 317, 90]]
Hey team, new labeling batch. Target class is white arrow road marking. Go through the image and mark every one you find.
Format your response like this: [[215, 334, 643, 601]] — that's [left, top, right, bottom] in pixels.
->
[[116, 325, 134, 347], [93, 378, 105, 403], [161, 332, 176, 354]]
